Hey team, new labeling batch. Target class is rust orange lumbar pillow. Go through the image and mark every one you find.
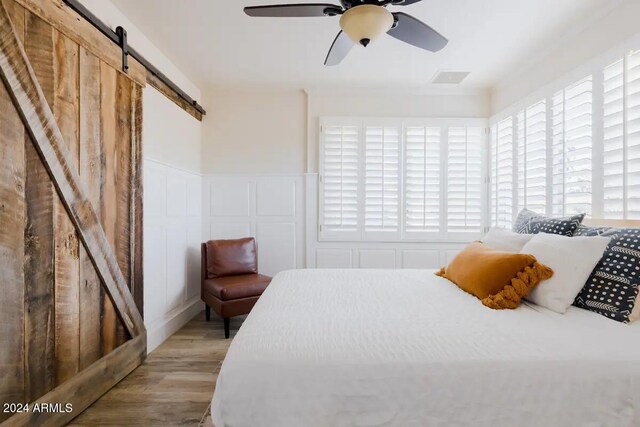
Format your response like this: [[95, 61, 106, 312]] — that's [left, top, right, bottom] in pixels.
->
[[435, 242, 553, 309]]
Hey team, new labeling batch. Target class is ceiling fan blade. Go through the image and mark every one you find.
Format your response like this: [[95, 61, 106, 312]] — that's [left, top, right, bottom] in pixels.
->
[[244, 3, 341, 17], [393, 0, 425, 5], [325, 31, 353, 66], [388, 12, 448, 52]]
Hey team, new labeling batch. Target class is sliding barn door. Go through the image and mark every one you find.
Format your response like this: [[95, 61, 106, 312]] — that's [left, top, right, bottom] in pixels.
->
[[0, 0, 145, 425]]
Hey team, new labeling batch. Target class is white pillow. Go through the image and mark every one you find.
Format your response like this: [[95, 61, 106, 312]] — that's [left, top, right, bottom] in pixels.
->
[[481, 227, 534, 252], [521, 233, 611, 313]]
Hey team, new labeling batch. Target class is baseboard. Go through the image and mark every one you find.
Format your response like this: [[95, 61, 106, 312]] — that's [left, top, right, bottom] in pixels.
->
[[146, 298, 204, 353]]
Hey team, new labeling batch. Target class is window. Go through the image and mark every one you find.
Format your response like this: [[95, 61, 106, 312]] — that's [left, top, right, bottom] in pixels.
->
[[552, 76, 593, 216], [603, 50, 640, 218], [319, 123, 360, 238], [364, 124, 400, 236], [519, 100, 547, 214], [447, 127, 482, 232], [404, 125, 441, 234], [490, 118, 514, 228], [319, 118, 487, 241]]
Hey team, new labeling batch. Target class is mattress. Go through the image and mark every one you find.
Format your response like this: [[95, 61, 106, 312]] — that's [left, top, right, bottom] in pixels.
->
[[211, 269, 640, 427]]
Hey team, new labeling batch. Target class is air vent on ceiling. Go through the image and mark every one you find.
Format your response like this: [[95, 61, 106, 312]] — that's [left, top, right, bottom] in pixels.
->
[[432, 71, 470, 84]]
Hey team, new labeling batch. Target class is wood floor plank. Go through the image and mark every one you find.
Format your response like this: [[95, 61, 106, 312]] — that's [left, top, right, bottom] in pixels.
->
[[23, 10, 56, 402], [70, 312, 242, 426], [0, 1, 26, 417], [78, 46, 104, 369], [52, 28, 81, 385]]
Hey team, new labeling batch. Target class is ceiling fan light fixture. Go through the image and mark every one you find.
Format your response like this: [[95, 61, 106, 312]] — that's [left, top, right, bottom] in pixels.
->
[[339, 5, 394, 47]]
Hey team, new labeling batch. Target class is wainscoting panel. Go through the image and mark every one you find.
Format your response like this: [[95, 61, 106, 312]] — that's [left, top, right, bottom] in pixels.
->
[[402, 250, 441, 269], [316, 249, 353, 268], [359, 250, 397, 269], [210, 179, 252, 217], [144, 159, 203, 352], [256, 222, 297, 276], [203, 175, 305, 277]]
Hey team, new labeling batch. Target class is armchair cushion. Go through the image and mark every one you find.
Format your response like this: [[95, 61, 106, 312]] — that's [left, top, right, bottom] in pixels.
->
[[206, 237, 257, 278], [203, 273, 271, 301]]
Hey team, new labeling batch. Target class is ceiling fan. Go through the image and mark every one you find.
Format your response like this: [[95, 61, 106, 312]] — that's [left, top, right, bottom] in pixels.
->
[[244, 0, 448, 66]]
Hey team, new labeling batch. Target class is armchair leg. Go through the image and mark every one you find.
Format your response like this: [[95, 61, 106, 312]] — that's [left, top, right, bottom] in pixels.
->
[[205, 304, 211, 321], [224, 317, 230, 339]]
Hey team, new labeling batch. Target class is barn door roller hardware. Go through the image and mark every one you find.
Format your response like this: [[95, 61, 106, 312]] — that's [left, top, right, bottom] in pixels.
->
[[62, 0, 206, 117]]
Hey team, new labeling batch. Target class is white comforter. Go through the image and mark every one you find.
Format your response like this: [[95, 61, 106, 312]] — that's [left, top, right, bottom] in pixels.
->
[[212, 269, 640, 427]]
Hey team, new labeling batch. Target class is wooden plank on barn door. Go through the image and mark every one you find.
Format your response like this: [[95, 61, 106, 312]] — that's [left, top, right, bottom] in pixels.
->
[[52, 28, 81, 386], [100, 62, 119, 354], [23, 9, 56, 402], [78, 46, 104, 369], [101, 64, 136, 349], [131, 82, 144, 317], [115, 71, 133, 346], [0, 0, 25, 419]]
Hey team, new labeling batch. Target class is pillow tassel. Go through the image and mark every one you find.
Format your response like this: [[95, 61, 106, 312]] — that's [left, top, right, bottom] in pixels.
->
[[482, 262, 554, 310], [435, 267, 446, 277]]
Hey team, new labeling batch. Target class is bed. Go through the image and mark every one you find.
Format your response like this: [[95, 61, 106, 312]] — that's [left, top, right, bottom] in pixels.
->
[[211, 267, 640, 427]]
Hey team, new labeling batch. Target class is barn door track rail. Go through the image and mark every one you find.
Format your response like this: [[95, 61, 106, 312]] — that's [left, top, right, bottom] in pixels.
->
[[62, 0, 206, 120]]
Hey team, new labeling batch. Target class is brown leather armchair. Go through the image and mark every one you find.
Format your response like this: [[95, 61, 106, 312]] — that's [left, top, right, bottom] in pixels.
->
[[201, 237, 271, 338]]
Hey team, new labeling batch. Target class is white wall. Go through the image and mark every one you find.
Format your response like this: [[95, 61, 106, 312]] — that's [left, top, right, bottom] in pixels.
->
[[144, 160, 202, 352], [490, 0, 640, 114], [201, 89, 306, 175], [80, 0, 205, 352]]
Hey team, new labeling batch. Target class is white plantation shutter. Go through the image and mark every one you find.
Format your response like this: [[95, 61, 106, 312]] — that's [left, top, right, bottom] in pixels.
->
[[603, 50, 640, 218], [627, 50, 640, 217], [404, 126, 441, 234], [551, 76, 593, 216], [525, 101, 547, 213], [447, 127, 483, 232], [364, 124, 401, 237], [319, 117, 488, 241], [490, 118, 514, 228], [516, 111, 526, 213], [603, 58, 625, 218], [319, 124, 360, 237], [515, 101, 547, 214]]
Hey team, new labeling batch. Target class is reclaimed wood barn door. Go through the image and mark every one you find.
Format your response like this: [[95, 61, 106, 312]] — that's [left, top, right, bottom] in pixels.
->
[[0, 0, 146, 425]]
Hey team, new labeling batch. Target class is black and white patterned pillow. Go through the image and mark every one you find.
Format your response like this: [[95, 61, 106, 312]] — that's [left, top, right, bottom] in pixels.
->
[[513, 209, 585, 236], [573, 225, 640, 323]]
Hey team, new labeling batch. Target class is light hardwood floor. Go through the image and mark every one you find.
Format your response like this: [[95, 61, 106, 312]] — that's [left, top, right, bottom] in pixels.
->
[[69, 312, 243, 426]]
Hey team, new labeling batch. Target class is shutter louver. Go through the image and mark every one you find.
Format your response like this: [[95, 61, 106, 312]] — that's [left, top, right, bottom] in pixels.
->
[[491, 118, 514, 228], [320, 124, 360, 234], [364, 125, 400, 235], [447, 127, 483, 232], [405, 126, 441, 233], [552, 76, 593, 216]]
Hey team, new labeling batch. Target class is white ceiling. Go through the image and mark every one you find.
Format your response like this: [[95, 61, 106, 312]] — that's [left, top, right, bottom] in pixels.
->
[[111, 0, 618, 93]]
